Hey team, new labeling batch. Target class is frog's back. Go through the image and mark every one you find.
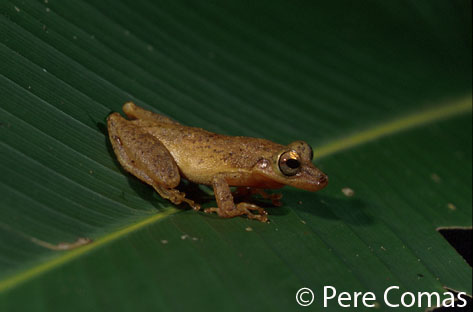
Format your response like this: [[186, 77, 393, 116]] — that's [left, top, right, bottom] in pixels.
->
[[143, 123, 284, 183]]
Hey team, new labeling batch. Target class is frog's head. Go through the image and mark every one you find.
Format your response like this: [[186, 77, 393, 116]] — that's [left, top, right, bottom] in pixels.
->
[[254, 141, 328, 191]]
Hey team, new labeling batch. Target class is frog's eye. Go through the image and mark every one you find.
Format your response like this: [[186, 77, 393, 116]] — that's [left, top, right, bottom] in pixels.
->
[[288, 141, 314, 161], [278, 150, 301, 176]]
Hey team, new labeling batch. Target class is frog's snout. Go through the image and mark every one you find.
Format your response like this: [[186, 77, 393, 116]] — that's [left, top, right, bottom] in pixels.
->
[[292, 166, 328, 192]]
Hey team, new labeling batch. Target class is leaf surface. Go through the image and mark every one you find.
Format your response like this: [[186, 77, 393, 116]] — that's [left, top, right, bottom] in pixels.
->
[[0, 1, 471, 311]]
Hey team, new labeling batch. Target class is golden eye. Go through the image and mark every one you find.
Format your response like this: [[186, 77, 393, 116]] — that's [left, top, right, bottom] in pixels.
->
[[278, 151, 301, 176]]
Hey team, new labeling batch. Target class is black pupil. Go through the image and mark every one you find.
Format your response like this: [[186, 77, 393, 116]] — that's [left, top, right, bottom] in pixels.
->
[[286, 158, 300, 169]]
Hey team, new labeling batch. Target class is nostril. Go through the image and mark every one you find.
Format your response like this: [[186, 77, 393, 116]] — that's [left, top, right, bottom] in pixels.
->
[[318, 174, 327, 185]]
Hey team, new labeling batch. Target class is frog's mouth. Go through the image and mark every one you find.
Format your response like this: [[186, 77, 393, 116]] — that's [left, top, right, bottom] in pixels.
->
[[289, 166, 328, 192]]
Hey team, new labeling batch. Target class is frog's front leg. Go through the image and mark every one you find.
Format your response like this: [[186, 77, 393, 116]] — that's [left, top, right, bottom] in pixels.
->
[[107, 113, 200, 210], [204, 175, 268, 222], [233, 187, 283, 206]]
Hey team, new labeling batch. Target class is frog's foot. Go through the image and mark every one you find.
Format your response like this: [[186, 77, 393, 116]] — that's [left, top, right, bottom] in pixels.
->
[[204, 202, 268, 222], [233, 187, 283, 207], [254, 189, 283, 207], [153, 185, 201, 211]]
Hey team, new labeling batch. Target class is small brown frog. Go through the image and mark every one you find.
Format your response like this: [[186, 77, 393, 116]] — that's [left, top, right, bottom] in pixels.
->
[[107, 102, 328, 222]]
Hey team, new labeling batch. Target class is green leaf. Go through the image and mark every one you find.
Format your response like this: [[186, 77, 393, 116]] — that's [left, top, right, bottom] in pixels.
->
[[0, 1, 471, 311]]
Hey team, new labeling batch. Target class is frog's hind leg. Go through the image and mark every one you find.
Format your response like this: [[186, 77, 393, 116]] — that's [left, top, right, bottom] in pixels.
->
[[204, 175, 268, 222], [149, 184, 200, 211], [122, 102, 180, 125], [107, 113, 199, 210]]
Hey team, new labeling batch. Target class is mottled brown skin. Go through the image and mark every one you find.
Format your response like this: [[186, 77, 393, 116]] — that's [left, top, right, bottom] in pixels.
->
[[107, 102, 328, 222]]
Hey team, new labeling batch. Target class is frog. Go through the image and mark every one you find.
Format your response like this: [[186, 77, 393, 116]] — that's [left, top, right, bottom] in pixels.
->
[[107, 102, 328, 222]]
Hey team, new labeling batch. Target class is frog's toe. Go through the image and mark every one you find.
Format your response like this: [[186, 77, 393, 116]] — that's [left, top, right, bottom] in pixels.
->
[[170, 191, 200, 211], [204, 207, 218, 214], [187, 200, 201, 211], [236, 202, 269, 222], [203, 205, 268, 222]]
